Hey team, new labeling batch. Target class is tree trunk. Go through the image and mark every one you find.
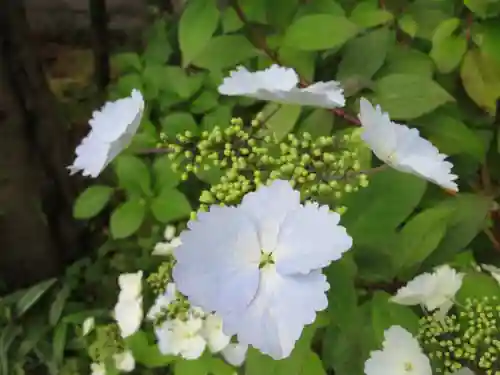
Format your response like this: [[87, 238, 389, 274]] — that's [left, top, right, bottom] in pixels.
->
[[0, 0, 81, 290]]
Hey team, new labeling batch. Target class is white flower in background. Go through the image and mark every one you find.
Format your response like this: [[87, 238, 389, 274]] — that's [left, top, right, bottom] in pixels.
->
[[391, 265, 464, 316], [153, 225, 182, 256], [68, 89, 144, 178], [82, 316, 95, 336], [173, 179, 353, 359], [147, 283, 178, 321], [358, 98, 458, 191], [201, 313, 231, 353], [114, 350, 135, 372], [114, 271, 143, 338], [481, 264, 500, 285], [90, 362, 106, 375], [222, 342, 248, 367], [218, 65, 345, 108], [155, 313, 207, 360], [364, 325, 432, 375], [118, 271, 143, 300]]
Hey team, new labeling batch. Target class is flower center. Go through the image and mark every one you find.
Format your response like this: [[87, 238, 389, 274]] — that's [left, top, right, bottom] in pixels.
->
[[259, 250, 275, 268], [404, 362, 413, 372]]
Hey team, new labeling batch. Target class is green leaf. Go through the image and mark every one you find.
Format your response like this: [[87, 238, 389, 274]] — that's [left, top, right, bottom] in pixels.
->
[[460, 49, 500, 116], [263, 104, 302, 141], [373, 74, 454, 120], [430, 18, 467, 73], [299, 352, 326, 375], [49, 285, 71, 326], [73, 186, 114, 219], [325, 255, 358, 325], [283, 14, 358, 51], [398, 14, 418, 38], [342, 169, 427, 244], [126, 331, 175, 368], [297, 109, 334, 137], [0, 324, 21, 374], [175, 354, 210, 375], [379, 45, 434, 78], [161, 112, 199, 138], [178, 0, 220, 67], [422, 194, 491, 268], [456, 272, 500, 303], [294, 0, 345, 17], [142, 20, 173, 64], [418, 113, 486, 161], [114, 155, 152, 197], [267, 0, 299, 29], [15, 278, 57, 317], [191, 91, 219, 114], [192, 35, 258, 70], [114, 73, 143, 97], [406, 0, 454, 40], [349, 1, 393, 28], [464, 0, 500, 18], [337, 27, 393, 95], [151, 188, 192, 223], [162, 67, 204, 100], [52, 323, 67, 365], [110, 198, 146, 239], [480, 20, 500, 61], [112, 52, 142, 74], [153, 155, 182, 191], [201, 105, 233, 132], [395, 206, 453, 272], [278, 48, 316, 81], [369, 291, 420, 342]]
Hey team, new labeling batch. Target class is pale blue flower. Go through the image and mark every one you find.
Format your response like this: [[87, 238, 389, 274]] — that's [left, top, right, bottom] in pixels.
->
[[173, 180, 352, 359]]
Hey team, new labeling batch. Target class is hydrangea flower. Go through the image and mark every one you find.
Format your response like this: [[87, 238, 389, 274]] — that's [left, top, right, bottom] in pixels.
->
[[147, 283, 177, 321], [68, 89, 144, 178], [201, 313, 231, 353], [364, 325, 432, 375], [113, 350, 135, 372], [173, 179, 353, 359], [155, 310, 207, 360], [221, 342, 248, 367], [90, 363, 106, 375], [218, 65, 345, 108], [153, 225, 182, 256], [114, 271, 143, 338], [358, 98, 458, 191], [391, 265, 464, 316]]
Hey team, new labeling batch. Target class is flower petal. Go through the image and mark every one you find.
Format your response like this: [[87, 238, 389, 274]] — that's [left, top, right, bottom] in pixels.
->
[[273, 202, 352, 274], [222, 343, 248, 367], [114, 298, 143, 338], [114, 350, 135, 372], [173, 206, 261, 315], [201, 314, 231, 353], [221, 266, 329, 359], [240, 179, 300, 251]]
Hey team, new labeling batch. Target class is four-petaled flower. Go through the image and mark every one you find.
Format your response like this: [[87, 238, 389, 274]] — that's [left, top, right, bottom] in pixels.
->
[[173, 179, 352, 359]]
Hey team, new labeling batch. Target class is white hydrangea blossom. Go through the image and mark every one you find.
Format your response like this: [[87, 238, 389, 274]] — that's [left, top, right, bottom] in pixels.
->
[[391, 265, 464, 316], [147, 282, 178, 321], [221, 342, 249, 367], [153, 225, 182, 256], [201, 313, 231, 353], [113, 350, 135, 372], [68, 89, 144, 178], [114, 271, 143, 338], [154, 309, 207, 360], [218, 65, 345, 109], [90, 362, 106, 375], [364, 325, 432, 375], [173, 179, 353, 359], [481, 264, 500, 285], [358, 98, 458, 191]]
